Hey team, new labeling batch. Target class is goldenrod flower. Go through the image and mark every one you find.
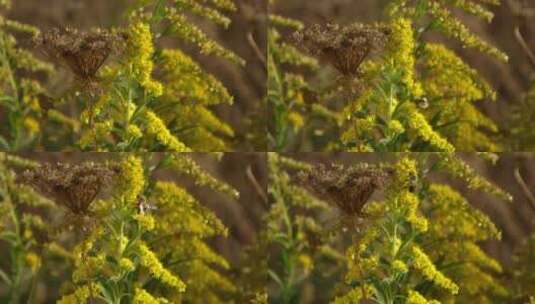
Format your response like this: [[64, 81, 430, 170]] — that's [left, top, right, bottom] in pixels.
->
[[411, 245, 459, 294], [407, 290, 440, 304], [117, 155, 145, 205], [126, 22, 163, 97], [133, 288, 169, 304], [142, 110, 190, 152], [57, 283, 99, 304], [388, 18, 423, 97], [137, 242, 186, 292]]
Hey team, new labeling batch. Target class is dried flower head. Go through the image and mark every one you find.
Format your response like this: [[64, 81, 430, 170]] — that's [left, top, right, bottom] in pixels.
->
[[296, 163, 393, 215], [292, 22, 389, 76], [34, 27, 126, 82], [20, 162, 119, 214]]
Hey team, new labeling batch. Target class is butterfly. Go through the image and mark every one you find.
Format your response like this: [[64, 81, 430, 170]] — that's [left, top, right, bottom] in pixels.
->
[[20, 162, 119, 215], [296, 163, 394, 216], [35, 27, 125, 83], [293, 23, 389, 77]]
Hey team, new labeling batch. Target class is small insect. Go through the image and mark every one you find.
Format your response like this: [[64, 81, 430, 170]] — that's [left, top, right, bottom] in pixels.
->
[[34, 27, 126, 84], [292, 22, 389, 77], [296, 163, 394, 216], [137, 196, 158, 214], [19, 162, 118, 215]]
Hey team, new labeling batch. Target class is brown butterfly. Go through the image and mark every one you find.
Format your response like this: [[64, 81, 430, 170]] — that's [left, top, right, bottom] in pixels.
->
[[20, 162, 119, 215], [292, 23, 389, 77], [296, 163, 393, 216], [34, 27, 126, 83]]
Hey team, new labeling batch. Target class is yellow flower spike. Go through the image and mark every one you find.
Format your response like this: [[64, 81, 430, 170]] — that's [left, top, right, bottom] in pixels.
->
[[406, 290, 440, 304], [134, 213, 155, 231], [392, 259, 408, 273], [174, 0, 231, 27], [78, 120, 114, 149], [404, 105, 455, 152], [119, 258, 135, 273], [170, 155, 239, 199], [164, 8, 244, 65], [57, 283, 100, 304], [411, 245, 459, 294], [388, 18, 423, 98], [126, 124, 143, 139], [137, 242, 186, 292], [126, 22, 163, 96], [332, 284, 374, 304], [133, 287, 170, 304], [437, 154, 512, 202], [160, 49, 233, 106], [117, 155, 145, 205], [426, 1, 508, 62], [142, 110, 191, 152]]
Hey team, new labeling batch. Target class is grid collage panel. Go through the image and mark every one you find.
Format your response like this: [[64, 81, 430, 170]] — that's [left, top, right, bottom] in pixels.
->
[[1, 0, 535, 303]]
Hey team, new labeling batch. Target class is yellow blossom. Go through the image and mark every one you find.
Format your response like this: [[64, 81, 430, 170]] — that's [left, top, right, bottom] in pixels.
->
[[142, 110, 190, 152], [411, 245, 459, 294], [134, 213, 155, 231], [57, 283, 99, 304], [119, 258, 135, 272], [392, 259, 408, 273], [406, 290, 440, 304], [117, 155, 145, 205], [126, 22, 163, 96], [133, 287, 169, 304], [388, 18, 423, 98], [405, 105, 455, 152], [137, 242, 186, 292]]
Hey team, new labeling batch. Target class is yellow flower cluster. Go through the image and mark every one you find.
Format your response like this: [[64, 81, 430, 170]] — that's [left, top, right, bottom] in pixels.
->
[[399, 191, 428, 232], [138, 242, 187, 292], [437, 153, 513, 202], [117, 155, 145, 205], [392, 259, 408, 273], [165, 7, 244, 65], [269, 14, 304, 30], [126, 22, 163, 97], [170, 155, 239, 198], [142, 110, 190, 151], [406, 290, 440, 304], [57, 283, 99, 304], [423, 43, 494, 101], [134, 213, 155, 231], [426, 1, 507, 62], [133, 287, 170, 304], [405, 105, 455, 152], [119, 257, 135, 272], [175, 0, 231, 27], [77, 120, 113, 149], [160, 49, 233, 105], [152, 181, 227, 237], [427, 183, 500, 241], [388, 18, 423, 97], [411, 245, 459, 294], [332, 287, 364, 304], [153, 101, 234, 151]]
